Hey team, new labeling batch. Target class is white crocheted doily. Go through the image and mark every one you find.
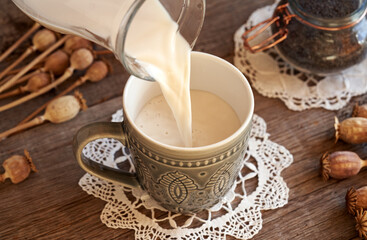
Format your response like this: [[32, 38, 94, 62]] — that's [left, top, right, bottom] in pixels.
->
[[234, 0, 367, 111], [79, 109, 293, 240]]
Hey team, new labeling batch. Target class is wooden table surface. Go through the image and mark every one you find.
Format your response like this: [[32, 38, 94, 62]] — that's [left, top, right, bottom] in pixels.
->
[[1, 1, 366, 239]]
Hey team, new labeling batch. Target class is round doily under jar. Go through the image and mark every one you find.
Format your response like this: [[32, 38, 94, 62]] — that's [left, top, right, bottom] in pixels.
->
[[234, 0, 367, 111], [79, 109, 293, 240]]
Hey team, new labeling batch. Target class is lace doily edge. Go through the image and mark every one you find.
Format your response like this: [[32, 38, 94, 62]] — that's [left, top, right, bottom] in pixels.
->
[[77, 111, 293, 240], [233, 20, 364, 111]]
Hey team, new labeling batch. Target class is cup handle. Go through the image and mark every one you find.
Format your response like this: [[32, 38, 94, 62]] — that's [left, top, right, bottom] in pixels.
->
[[73, 122, 140, 188]]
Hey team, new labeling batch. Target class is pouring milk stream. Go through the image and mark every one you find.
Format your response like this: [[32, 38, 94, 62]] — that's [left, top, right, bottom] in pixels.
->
[[122, 0, 193, 147]]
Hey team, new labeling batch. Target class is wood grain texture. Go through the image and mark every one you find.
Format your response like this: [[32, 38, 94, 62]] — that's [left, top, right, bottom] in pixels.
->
[[1, 0, 367, 239]]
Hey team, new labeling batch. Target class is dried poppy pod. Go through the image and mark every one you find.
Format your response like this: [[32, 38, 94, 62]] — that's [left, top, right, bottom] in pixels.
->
[[0, 91, 87, 140], [335, 117, 367, 144], [353, 104, 367, 118], [320, 151, 367, 181], [0, 29, 57, 82], [40, 49, 70, 76], [346, 187, 367, 215], [0, 48, 93, 113], [0, 150, 37, 184], [63, 36, 93, 55], [18, 60, 108, 125], [355, 208, 367, 239], [84, 61, 109, 82], [0, 35, 70, 94], [0, 73, 51, 100], [43, 91, 87, 123]]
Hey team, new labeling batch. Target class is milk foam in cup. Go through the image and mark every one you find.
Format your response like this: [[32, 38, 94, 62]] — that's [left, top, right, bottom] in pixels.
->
[[135, 90, 241, 147]]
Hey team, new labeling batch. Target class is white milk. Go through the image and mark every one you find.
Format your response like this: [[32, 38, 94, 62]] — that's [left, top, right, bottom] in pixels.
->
[[26, 0, 193, 146], [136, 90, 241, 147], [126, 0, 192, 147]]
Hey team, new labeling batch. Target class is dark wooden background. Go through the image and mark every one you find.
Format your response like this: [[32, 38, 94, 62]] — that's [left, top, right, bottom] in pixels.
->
[[1, 0, 366, 239]]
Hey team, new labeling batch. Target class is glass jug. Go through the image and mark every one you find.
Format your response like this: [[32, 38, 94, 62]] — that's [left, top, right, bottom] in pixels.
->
[[12, 0, 206, 81]]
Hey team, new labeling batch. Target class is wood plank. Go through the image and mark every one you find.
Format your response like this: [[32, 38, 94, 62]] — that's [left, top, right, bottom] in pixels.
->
[[1, 0, 367, 239], [0, 96, 129, 239]]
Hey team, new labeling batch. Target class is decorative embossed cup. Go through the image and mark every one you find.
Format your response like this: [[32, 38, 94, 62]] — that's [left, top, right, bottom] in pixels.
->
[[73, 52, 254, 213]]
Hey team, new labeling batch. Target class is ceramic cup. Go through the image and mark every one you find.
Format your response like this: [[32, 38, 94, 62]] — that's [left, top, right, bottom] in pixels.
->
[[73, 52, 254, 213]]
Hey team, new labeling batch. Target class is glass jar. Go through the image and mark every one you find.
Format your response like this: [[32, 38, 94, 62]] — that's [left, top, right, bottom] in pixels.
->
[[12, 0, 206, 81], [243, 0, 367, 75]]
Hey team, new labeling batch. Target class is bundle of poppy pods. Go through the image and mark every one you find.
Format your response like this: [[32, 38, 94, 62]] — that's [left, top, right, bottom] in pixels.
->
[[0, 23, 111, 184]]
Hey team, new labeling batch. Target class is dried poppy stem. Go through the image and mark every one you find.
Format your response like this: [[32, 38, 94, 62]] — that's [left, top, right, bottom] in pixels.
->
[[0, 48, 93, 112], [5, 63, 43, 75], [12, 71, 39, 86], [0, 62, 43, 85], [0, 91, 17, 100], [0, 75, 13, 88], [18, 60, 108, 125], [25, 49, 70, 76], [3, 70, 43, 89], [0, 29, 57, 81], [8, 50, 69, 88], [8, 50, 70, 90], [0, 48, 35, 80], [0, 69, 39, 91], [0, 35, 70, 94], [0, 92, 86, 140], [0, 116, 44, 140], [0, 22, 41, 62]]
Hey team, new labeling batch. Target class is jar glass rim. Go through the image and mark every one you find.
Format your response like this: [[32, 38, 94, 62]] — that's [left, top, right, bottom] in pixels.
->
[[288, 0, 367, 28]]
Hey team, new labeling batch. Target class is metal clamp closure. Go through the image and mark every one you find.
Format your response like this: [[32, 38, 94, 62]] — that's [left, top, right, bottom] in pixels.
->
[[242, 3, 295, 53]]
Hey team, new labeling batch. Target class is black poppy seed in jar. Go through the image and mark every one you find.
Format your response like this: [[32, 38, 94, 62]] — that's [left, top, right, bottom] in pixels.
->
[[271, 0, 367, 74], [297, 0, 359, 18]]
